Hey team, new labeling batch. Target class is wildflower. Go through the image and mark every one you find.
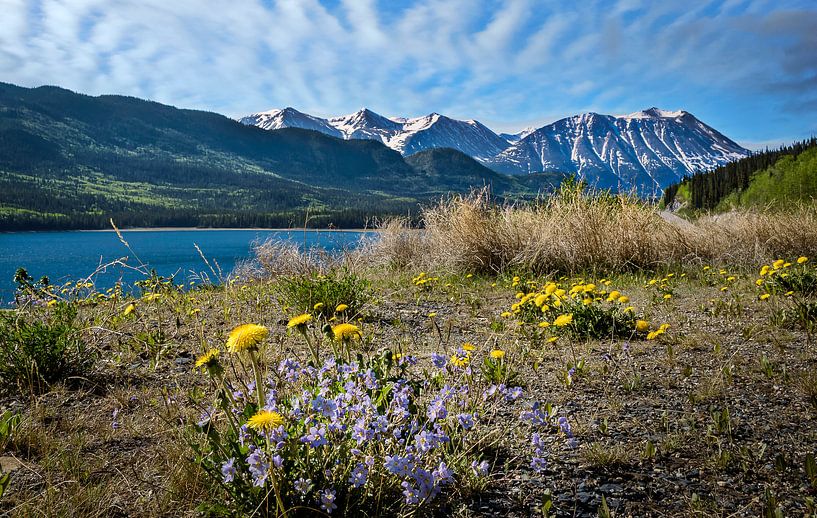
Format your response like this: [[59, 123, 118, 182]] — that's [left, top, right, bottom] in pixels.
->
[[319, 488, 337, 514], [226, 324, 269, 353], [247, 410, 285, 431], [313, 302, 324, 311], [189, 308, 200, 316], [756, 278, 764, 286], [554, 314, 573, 327], [534, 294, 548, 307], [246, 448, 270, 487], [462, 342, 476, 353], [646, 330, 663, 340], [123, 303, 136, 316], [433, 461, 454, 484], [797, 256, 808, 264], [617, 295, 630, 304], [759, 293, 771, 301], [635, 320, 649, 333], [301, 425, 329, 447], [332, 323, 362, 341], [427, 312, 437, 318], [294, 477, 313, 496], [489, 349, 505, 360], [500, 311, 512, 318], [471, 459, 490, 477], [547, 336, 558, 343], [663, 294, 672, 300], [287, 313, 312, 330], [457, 413, 475, 430], [194, 348, 220, 369], [335, 303, 348, 313], [773, 259, 785, 269], [349, 462, 369, 488], [221, 458, 236, 483], [450, 354, 469, 368], [430, 352, 447, 369], [538, 321, 550, 328]]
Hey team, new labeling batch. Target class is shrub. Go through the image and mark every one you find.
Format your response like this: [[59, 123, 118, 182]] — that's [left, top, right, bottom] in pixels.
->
[[0, 304, 93, 392], [277, 270, 370, 319]]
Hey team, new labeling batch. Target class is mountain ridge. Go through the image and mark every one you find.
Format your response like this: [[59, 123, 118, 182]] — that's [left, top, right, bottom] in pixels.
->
[[241, 105, 750, 193]]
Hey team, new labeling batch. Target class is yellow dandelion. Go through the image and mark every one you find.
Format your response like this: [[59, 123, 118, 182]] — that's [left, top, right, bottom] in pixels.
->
[[313, 302, 325, 311], [287, 313, 313, 329], [544, 283, 557, 295], [760, 265, 770, 276], [607, 290, 621, 302], [538, 321, 550, 328], [195, 348, 220, 369], [466, 273, 474, 278], [703, 266, 711, 271], [46, 299, 58, 307], [534, 294, 548, 307], [646, 330, 663, 340], [450, 354, 469, 368], [489, 349, 505, 360], [554, 314, 573, 327], [247, 410, 285, 431], [755, 278, 764, 286], [785, 291, 794, 297], [658, 323, 670, 332], [226, 324, 269, 353], [500, 311, 512, 318], [547, 336, 558, 343], [759, 293, 771, 301], [797, 256, 808, 264], [462, 343, 476, 353], [617, 295, 630, 304], [332, 323, 362, 341], [663, 294, 672, 300], [189, 308, 201, 316], [335, 304, 349, 313], [635, 320, 649, 332], [428, 312, 437, 318], [720, 286, 728, 292], [773, 259, 785, 269], [123, 303, 136, 316]]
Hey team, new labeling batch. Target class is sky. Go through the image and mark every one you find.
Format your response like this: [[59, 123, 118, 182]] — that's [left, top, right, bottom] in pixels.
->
[[1, 0, 816, 149]]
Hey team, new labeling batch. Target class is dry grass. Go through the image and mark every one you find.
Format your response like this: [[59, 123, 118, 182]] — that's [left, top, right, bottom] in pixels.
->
[[368, 187, 817, 274]]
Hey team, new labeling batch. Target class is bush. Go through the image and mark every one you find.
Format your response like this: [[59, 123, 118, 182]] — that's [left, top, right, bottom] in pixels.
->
[[277, 271, 370, 319], [0, 304, 93, 392]]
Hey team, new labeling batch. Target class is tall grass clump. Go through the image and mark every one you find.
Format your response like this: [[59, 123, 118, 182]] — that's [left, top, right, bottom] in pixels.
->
[[370, 185, 817, 274], [373, 184, 685, 274]]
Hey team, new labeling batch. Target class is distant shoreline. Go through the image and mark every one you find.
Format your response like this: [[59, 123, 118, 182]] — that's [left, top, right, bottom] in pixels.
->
[[3, 228, 380, 233]]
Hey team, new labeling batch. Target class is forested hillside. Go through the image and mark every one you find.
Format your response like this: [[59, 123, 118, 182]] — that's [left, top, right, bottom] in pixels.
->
[[0, 82, 557, 230], [663, 138, 817, 210]]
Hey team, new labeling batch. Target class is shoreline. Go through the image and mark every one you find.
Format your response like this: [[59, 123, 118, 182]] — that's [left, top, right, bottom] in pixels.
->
[[3, 227, 380, 233]]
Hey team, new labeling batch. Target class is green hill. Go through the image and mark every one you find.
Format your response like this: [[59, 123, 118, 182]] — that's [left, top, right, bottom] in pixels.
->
[[663, 138, 817, 212], [0, 82, 560, 230]]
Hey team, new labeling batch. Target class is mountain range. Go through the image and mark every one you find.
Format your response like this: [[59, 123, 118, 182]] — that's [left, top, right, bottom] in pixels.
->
[[241, 107, 750, 193], [0, 82, 557, 230]]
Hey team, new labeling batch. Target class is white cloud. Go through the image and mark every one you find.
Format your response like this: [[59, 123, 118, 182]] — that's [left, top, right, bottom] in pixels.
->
[[0, 0, 813, 143]]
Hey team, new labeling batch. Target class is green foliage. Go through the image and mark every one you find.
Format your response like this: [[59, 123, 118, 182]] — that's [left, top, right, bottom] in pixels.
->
[[664, 138, 817, 211], [0, 81, 554, 230], [277, 271, 370, 318], [0, 304, 94, 392]]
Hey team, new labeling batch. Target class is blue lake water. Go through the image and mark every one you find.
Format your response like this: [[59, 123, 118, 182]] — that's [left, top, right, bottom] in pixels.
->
[[0, 229, 371, 306]]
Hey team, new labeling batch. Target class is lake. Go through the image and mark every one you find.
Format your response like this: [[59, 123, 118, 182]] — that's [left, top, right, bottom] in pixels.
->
[[0, 229, 371, 305]]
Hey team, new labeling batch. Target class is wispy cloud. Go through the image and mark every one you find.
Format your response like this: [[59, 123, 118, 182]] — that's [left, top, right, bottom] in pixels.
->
[[0, 0, 814, 143]]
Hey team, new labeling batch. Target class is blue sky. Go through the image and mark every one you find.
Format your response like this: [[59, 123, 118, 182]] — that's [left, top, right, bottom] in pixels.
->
[[1, 0, 815, 149]]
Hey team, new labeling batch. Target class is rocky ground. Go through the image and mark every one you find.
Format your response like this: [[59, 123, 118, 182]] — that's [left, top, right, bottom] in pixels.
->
[[1, 265, 816, 517]]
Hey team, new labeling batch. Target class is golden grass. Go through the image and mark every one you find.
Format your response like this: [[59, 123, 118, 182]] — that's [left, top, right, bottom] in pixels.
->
[[367, 186, 817, 274]]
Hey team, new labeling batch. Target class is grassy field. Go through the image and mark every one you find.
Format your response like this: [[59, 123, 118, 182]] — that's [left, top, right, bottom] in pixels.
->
[[1, 192, 817, 517]]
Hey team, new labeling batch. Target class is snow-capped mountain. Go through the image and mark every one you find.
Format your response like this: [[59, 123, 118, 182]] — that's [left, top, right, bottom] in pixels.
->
[[240, 106, 749, 193], [239, 107, 342, 138], [486, 108, 750, 193], [241, 107, 511, 160], [499, 127, 536, 143]]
